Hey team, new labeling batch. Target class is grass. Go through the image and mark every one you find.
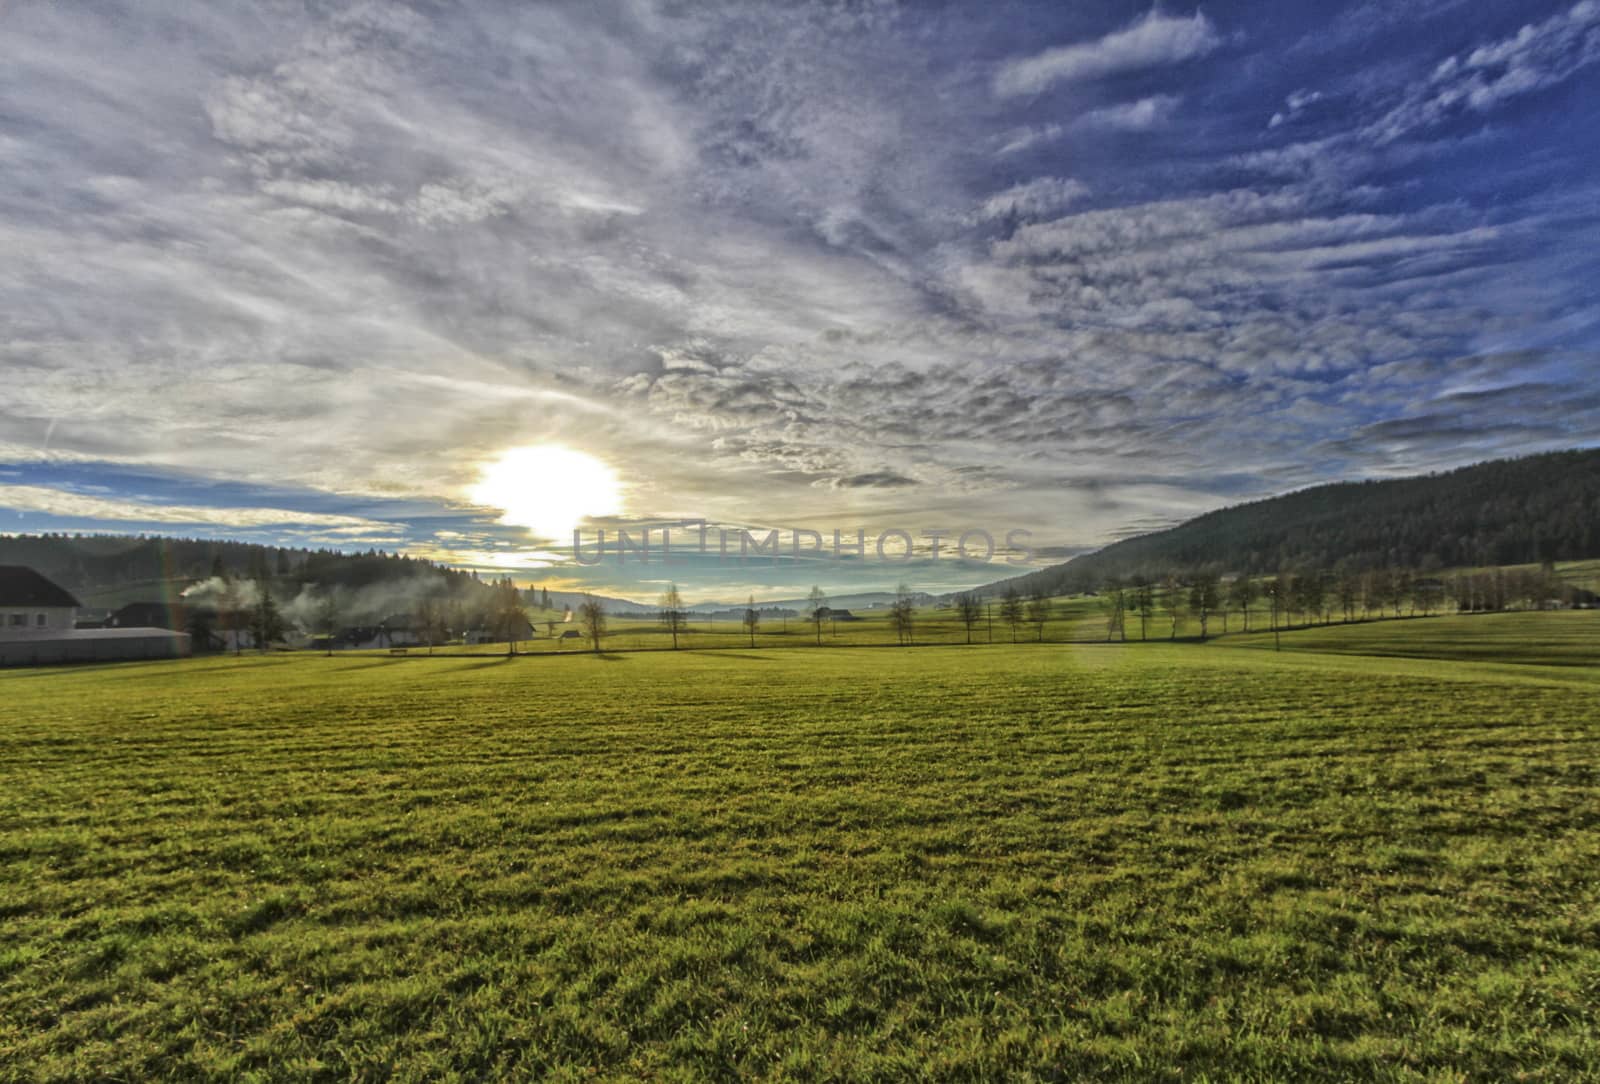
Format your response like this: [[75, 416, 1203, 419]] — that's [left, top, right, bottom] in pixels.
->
[[1, 626, 1598, 1081], [440, 597, 1110, 654], [1220, 610, 1600, 668]]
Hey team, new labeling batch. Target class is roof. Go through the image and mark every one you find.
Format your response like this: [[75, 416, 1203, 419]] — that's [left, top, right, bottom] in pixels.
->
[[0, 566, 82, 608], [110, 601, 191, 630], [6, 628, 188, 641]]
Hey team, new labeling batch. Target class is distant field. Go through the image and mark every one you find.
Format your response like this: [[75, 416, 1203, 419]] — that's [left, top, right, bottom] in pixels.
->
[[2, 631, 1597, 1080], [1221, 610, 1599, 668], [435, 596, 1112, 654]]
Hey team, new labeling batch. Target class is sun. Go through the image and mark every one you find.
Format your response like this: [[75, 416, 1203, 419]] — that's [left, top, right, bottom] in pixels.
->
[[470, 445, 622, 541]]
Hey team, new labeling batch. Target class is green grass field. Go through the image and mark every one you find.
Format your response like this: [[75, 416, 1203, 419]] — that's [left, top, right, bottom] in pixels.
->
[[1222, 610, 1599, 668], [441, 597, 1110, 654], [2, 622, 1597, 1080]]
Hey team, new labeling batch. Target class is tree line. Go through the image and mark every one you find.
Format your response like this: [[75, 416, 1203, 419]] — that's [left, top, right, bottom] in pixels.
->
[[1087, 562, 1588, 644], [985, 449, 1600, 600]]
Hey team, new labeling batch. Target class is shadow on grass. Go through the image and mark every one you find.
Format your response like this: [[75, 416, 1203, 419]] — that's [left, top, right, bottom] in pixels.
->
[[458, 656, 520, 671]]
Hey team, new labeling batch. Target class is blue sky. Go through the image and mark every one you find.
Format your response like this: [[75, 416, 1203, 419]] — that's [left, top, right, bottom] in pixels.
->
[[2, 0, 1597, 602]]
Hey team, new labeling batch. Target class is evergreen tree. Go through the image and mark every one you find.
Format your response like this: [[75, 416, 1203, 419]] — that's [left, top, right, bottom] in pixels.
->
[[249, 579, 285, 649]]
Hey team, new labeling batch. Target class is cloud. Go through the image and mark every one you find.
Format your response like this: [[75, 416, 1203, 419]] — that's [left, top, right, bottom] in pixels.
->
[[973, 177, 1090, 221], [259, 178, 400, 215], [824, 471, 921, 489], [1074, 94, 1181, 131], [994, 8, 1223, 97], [1268, 88, 1324, 129], [996, 123, 1064, 156], [0, 484, 398, 532], [1368, 0, 1600, 143]]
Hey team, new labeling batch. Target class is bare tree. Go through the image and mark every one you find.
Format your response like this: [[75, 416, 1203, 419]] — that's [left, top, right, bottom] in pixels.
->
[[1188, 573, 1220, 640], [1228, 576, 1256, 633], [659, 583, 687, 649], [1026, 591, 1052, 642], [578, 594, 607, 653], [999, 586, 1024, 642], [1263, 575, 1286, 651], [953, 592, 983, 644], [1163, 575, 1186, 640], [806, 585, 828, 645], [889, 584, 915, 646], [1389, 569, 1411, 617], [1133, 578, 1155, 640], [742, 595, 760, 647], [1337, 574, 1359, 623], [1100, 579, 1126, 642], [416, 596, 447, 655]]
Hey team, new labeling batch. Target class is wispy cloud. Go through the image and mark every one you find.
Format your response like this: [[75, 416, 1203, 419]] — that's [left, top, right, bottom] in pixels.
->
[[973, 177, 1091, 221], [994, 8, 1222, 97], [1368, 0, 1600, 143], [1074, 94, 1182, 131], [1268, 88, 1324, 129], [0, 484, 398, 532], [996, 123, 1064, 156]]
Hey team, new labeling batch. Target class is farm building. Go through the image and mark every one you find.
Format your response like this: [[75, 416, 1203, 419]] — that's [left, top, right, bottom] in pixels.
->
[[329, 620, 427, 651], [0, 566, 191, 666], [107, 600, 193, 631], [465, 617, 536, 645], [0, 565, 80, 635]]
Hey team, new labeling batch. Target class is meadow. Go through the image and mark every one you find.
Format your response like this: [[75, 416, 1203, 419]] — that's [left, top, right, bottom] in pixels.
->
[[2, 619, 1597, 1081]]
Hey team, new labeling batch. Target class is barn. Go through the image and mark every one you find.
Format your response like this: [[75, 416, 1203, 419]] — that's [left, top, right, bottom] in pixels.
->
[[0, 565, 80, 635], [0, 566, 191, 666]]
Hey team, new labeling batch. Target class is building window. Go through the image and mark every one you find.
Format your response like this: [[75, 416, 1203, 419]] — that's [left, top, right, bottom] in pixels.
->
[[8, 614, 25, 627], [36, 613, 48, 627]]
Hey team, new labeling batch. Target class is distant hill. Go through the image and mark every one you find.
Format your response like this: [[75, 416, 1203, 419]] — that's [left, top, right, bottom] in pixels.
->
[[979, 448, 1600, 597], [522, 588, 656, 616], [0, 533, 658, 618], [0, 534, 486, 608], [686, 590, 937, 613]]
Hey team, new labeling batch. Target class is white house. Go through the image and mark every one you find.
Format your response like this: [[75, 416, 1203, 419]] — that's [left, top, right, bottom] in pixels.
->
[[0, 566, 81, 638], [0, 566, 190, 666]]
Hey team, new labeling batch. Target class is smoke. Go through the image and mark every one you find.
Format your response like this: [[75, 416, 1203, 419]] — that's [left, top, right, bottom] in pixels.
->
[[181, 576, 262, 607], [281, 585, 326, 635], [182, 571, 499, 637], [282, 573, 471, 634]]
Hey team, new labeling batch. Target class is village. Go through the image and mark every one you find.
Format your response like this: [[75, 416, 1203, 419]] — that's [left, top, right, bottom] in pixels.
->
[[0, 563, 586, 664]]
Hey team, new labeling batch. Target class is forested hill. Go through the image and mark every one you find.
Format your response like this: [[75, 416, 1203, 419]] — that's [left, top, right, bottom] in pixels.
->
[[982, 448, 1600, 597], [0, 534, 648, 615], [0, 534, 483, 601]]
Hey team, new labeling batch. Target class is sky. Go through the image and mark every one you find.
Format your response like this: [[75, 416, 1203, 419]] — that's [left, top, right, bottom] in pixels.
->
[[2, 0, 1598, 603]]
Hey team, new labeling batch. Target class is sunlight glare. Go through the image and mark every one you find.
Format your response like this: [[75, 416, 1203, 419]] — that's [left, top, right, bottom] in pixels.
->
[[470, 445, 622, 541]]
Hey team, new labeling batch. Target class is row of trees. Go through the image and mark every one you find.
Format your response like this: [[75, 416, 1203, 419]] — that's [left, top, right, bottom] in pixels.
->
[[256, 559, 1589, 658], [1088, 561, 1585, 644], [529, 561, 1594, 657]]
